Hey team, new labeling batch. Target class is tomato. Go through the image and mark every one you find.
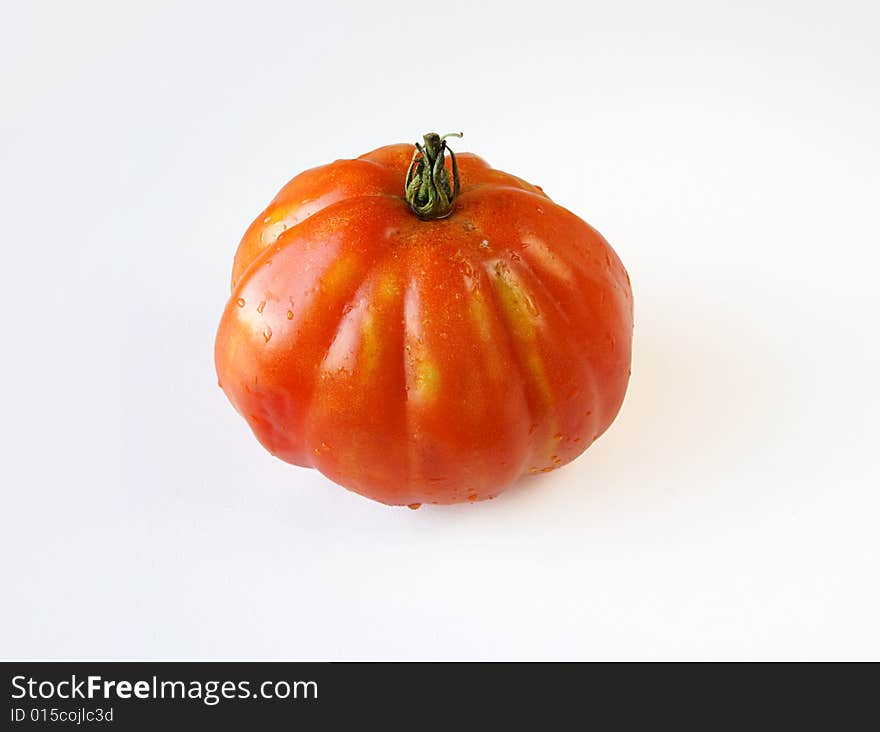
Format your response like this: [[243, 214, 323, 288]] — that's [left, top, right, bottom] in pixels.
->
[[215, 133, 633, 506]]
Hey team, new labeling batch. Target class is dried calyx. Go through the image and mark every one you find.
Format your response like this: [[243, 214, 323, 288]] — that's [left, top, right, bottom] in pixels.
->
[[405, 132, 462, 220]]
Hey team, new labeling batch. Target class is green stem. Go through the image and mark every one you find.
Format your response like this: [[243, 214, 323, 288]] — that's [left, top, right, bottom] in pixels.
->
[[405, 132, 462, 220]]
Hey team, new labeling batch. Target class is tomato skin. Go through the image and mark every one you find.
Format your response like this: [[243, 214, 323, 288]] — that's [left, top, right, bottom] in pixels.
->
[[215, 143, 633, 505]]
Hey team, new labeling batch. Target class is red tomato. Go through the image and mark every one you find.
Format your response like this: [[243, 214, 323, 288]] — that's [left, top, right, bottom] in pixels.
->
[[215, 133, 633, 506]]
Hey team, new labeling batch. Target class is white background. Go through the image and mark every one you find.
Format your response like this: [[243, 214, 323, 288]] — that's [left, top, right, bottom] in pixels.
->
[[2, 0, 878, 660]]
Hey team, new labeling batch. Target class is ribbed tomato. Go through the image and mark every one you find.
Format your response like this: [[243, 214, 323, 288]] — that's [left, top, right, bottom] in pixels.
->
[[215, 133, 633, 506]]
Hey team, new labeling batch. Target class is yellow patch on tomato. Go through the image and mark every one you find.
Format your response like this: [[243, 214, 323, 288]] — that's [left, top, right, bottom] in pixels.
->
[[359, 311, 382, 374], [468, 291, 493, 343], [377, 272, 399, 301], [488, 260, 558, 448], [491, 261, 540, 342], [413, 359, 440, 402], [320, 253, 358, 293]]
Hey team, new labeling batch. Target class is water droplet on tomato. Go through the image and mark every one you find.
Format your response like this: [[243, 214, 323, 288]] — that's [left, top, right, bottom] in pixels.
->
[[407, 503, 422, 510], [257, 300, 266, 314], [287, 310, 294, 320], [236, 298, 245, 308], [262, 326, 272, 343]]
